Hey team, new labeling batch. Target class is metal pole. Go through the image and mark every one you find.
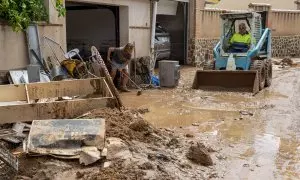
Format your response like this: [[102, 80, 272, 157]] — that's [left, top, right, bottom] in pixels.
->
[[183, 2, 188, 65], [151, 0, 158, 50], [133, 41, 137, 82], [149, 0, 158, 85]]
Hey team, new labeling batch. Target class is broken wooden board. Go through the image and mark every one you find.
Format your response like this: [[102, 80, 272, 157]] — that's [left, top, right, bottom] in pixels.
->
[[0, 78, 112, 102], [91, 46, 123, 108], [25, 119, 105, 157], [27, 77, 112, 100], [0, 98, 111, 124]]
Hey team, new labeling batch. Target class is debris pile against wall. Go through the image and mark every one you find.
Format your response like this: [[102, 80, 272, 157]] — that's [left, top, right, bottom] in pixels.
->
[[129, 56, 151, 85], [272, 57, 299, 69]]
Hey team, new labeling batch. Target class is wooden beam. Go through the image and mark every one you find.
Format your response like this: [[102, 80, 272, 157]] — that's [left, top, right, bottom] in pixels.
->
[[27, 78, 111, 100], [0, 78, 113, 102], [0, 98, 112, 124], [0, 84, 26, 102]]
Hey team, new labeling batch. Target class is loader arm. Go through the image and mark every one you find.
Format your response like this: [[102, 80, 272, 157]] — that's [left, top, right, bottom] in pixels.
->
[[213, 41, 221, 58], [248, 28, 271, 58]]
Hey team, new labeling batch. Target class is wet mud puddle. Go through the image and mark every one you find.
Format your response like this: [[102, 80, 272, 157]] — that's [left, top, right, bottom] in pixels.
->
[[121, 68, 300, 179]]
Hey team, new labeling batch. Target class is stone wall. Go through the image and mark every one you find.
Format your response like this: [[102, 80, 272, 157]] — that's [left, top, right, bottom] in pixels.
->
[[188, 35, 300, 66], [188, 38, 219, 67], [272, 35, 300, 57]]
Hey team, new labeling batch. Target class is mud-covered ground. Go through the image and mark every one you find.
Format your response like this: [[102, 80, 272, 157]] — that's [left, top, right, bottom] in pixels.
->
[[15, 108, 220, 180], [121, 60, 300, 179], [8, 59, 300, 179]]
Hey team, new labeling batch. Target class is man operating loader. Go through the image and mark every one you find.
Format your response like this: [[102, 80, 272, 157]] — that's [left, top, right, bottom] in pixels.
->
[[230, 23, 251, 52], [107, 43, 135, 92]]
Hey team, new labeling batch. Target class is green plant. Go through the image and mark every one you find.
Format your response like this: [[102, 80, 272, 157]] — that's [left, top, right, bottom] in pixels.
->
[[0, 0, 66, 32], [53, 0, 66, 17]]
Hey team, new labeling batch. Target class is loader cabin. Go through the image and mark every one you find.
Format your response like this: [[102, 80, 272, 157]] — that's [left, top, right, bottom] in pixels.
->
[[219, 12, 263, 56], [212, 11, 271, 71]]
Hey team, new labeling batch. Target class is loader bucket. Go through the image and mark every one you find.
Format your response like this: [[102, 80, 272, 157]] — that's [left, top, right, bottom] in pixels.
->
[[192, 70, 259, 94]]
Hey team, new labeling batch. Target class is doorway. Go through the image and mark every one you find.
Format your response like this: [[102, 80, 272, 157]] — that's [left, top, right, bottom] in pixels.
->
[[66, 2, 120, 59], [156, 2, 188, 65]]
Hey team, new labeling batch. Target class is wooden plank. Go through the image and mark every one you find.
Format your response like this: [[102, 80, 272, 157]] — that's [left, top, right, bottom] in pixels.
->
[[91, 46, 123, 108], [102, 79, 113, 98], [0, 98, 111, 124], [0, 78, 112, 102], [0, 84, 26, 102], [25, 85, 30, 103], [27, 78, 109, 100]]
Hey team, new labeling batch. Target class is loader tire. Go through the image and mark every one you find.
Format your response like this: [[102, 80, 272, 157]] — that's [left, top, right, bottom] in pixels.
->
[[203, 60, 215, 70], [250, 60, 266, 90], [265, 59, 272, 87]]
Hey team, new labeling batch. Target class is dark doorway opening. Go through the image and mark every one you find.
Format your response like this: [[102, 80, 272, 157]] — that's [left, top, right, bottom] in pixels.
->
[[156, 2, 188, 65], [66, 2, 120, 59]]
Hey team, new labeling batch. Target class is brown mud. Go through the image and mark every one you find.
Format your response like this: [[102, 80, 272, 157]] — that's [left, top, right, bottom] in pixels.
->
[[121, 65, 300, 179], [11, 62, 300, 179], [15, 108, 220, 180]]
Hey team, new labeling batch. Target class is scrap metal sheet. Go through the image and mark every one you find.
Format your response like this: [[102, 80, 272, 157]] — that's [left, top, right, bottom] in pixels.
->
[[26, 119, 105, 157]]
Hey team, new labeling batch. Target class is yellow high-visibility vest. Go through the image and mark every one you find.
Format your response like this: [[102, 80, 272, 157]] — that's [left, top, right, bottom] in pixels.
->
[[230, 33, 251, 45]]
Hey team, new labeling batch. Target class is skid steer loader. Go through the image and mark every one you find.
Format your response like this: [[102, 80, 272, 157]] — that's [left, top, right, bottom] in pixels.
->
[[192, 12, 272, 94]]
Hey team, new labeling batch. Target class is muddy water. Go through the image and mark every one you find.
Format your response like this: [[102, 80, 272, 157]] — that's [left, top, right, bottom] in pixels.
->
[[121, 67, 300, 179]]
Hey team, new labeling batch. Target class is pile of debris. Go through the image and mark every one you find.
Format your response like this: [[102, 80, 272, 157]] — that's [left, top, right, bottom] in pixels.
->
[[1, 108, 218, 179], [130, 57, 151, 85], [0, 24, 216, 178], [273, 57, 296, 68]]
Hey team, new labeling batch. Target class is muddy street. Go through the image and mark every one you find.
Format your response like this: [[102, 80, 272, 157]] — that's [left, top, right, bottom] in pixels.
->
[[121, 65, 300, 179]]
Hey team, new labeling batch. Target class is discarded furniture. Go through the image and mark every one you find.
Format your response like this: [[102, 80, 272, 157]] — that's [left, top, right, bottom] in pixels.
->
[[0, 78, 115, 124]]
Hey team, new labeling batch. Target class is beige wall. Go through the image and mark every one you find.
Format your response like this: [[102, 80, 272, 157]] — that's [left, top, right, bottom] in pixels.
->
[[188, 0, 195, 39], [0, 0, 65, 71], [193, 7, 300, 38], [271, 10, 300, 36], [157, 0, 178, 15], [195, 9, 222, 38], [0, 23, 65, 71], [119, 6, 129, 47], [207, 0, 297, 10], [0, 24, 28, 70]]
